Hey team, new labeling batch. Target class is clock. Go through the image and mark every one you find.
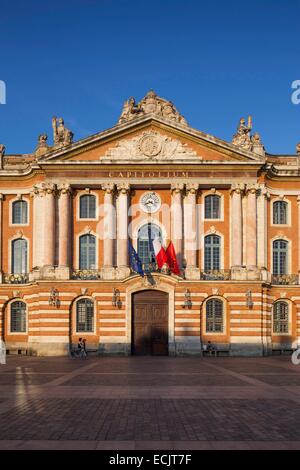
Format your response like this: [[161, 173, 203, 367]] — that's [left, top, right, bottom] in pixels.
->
[[140, 192, 161, 214]]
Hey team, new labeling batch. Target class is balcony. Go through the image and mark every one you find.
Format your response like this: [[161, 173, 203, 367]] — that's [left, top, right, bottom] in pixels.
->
[[200, 270, 231, 281], [271, 274, 299, 285], [4, 273, 29, 284], [71, 269, 102, 280]]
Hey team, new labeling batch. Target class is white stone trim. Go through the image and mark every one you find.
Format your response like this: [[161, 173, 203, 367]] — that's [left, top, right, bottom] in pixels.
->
[[270, 197, 291, 227], [76, 189, 99, 221], [9, 195, 30, 227], [75, 228, 99, 270], [202, 189, 224, 222]]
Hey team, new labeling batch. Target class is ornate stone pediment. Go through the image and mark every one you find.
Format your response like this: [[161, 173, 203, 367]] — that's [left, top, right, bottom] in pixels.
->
[[102, 131, 200, 163], [118, 90, 188, 126]]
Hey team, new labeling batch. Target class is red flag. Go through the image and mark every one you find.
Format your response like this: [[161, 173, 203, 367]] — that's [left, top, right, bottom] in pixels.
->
[[153, 238, 168, 269], [166, 242, 180, 275]]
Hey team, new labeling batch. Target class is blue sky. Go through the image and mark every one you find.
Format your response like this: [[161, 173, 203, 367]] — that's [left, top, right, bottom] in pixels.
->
[[0, 0, 299, 154]]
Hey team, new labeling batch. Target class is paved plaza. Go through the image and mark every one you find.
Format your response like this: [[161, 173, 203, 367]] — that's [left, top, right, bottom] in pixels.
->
[[1, 355, 300, 449]]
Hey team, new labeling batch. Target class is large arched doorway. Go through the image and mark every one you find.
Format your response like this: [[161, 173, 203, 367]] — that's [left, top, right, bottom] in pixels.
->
[[132, 290, 168, 355]]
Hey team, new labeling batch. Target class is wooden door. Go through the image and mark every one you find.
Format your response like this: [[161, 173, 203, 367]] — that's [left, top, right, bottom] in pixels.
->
[[132, 290, 168, 355]]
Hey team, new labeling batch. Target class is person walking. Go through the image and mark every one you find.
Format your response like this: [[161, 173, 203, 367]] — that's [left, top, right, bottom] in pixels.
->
[[0, 338, 6, 365]]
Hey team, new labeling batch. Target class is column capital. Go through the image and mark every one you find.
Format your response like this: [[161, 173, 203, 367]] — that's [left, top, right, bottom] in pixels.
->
[[117, 183, 130, 195], [245, 183, 259, 195], [186, 183, 199, 195], [57, 183, 72, 195], [102, 183, 115, 194], [171, 183, 184, 194], [258, 184, 270, 199], [32, 182, 56, 197], [230, 183, 245, 195]]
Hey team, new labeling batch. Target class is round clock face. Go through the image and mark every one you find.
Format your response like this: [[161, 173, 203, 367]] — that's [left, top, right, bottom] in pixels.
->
[[140, 192, 161, 213]]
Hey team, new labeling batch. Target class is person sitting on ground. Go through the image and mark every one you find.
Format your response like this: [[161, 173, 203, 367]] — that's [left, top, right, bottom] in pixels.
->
[[207, 340, 217, 355]]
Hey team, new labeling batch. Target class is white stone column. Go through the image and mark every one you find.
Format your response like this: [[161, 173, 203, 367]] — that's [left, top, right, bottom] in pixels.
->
[[246, 184, 258, 272], [31, 184, 45, 269], [57, 184, 72, 277], [0, 194, 3, 283], [43, 183, 56, 267], [257, 185, 269, 281], [171, 183, 184, 270], [184, 183, 200, 279], [116, 183, 130, 279], [230, 184, 243, 268], [102, 183, 116, 279]]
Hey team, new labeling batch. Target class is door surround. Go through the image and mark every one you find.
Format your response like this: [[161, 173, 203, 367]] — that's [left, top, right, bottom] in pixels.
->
[[125, 276, 175, 355]]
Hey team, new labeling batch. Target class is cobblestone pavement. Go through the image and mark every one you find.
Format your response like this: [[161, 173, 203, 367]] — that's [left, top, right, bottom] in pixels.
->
[[1, 356, 300, 449]]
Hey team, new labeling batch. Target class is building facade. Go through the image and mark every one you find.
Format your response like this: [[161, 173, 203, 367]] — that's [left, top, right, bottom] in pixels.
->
[[1, 91, 300, 356]]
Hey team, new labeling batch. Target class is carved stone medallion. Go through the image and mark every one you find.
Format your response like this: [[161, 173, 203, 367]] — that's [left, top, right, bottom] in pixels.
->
[[138, 134, 162, 158]]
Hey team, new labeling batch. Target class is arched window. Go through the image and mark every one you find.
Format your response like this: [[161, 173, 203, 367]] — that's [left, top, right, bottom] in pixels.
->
[[12, 200, 28, 224], [79, 194, 96, 219], [273, 239, 288, 275], [204, 235, 220, 271], [205, 195, 220, 219], [273, 201, 287, 225], [76, 298, 94, 332], [79, 234, 96, 269], [12, 238, 28, 273], [206, 299, 223, 333], [137, 223, 162, 268], [10, 301, 26, 333], [273, 301, 289, 334]]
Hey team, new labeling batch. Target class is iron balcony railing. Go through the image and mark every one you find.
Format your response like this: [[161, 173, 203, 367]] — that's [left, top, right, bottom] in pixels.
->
[[3, 273, 29, 284], [271, 274, 299, 285], [71, 269, 102, 280], [200, 270, 231, 281]]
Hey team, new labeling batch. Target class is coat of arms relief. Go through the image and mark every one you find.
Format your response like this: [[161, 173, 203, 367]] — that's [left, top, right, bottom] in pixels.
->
[[102, 131, 200, 162]]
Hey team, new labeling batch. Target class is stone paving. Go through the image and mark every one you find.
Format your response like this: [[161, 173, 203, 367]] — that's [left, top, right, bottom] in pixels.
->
[[1, 355, 300, 449]]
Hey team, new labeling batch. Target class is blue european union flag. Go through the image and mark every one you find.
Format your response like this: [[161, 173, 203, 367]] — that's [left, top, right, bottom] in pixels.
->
[[128, 241, 145, 277]]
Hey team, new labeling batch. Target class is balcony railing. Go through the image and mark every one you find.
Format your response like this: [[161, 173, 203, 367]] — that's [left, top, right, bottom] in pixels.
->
[[4, 273, 29, 284], [71, 269, 102, 280], [200, 270, 231, 281], [271, 274, 299, 285]]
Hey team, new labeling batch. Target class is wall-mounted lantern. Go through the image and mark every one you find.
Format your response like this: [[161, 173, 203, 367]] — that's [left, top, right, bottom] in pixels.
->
[[112, 288, 122, 309], [49, 288, 60, 308], [183, 289, 192, 309], [246, 290, 253, 309]]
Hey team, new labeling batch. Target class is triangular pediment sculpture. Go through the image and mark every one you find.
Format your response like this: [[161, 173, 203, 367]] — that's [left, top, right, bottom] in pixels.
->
[[101, 131, 200, 163]]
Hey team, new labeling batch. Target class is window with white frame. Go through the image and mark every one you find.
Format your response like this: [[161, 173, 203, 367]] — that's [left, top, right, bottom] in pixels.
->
[[273, 239, 288, 275], [273, 301, 289, 334], [12, 200, 28, 224], [273, 201, 288, 225], [137, 223, 162, 268], [79, 234, 96, 269], [204, 235, 221, 271], [12, 238, 28, 274], [206, 298, 223, 333], [10, 301, 26, 333], [79, 194, 96, 219], [76, 298, 94, 332], [205, 195, 221, 219]]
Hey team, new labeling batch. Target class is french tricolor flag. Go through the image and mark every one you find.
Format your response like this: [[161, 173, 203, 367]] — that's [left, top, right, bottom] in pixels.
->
[[153, 238, 168, 269]]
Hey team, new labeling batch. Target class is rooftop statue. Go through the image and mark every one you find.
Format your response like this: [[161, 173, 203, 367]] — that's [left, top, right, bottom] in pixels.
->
[[35, 133, 49, 157], [232, 116, 265, 156], [297, 142, 300, 155], [0, 144, 5, 169], [52, 117, 74, 148], [118, 90, 188, 126]]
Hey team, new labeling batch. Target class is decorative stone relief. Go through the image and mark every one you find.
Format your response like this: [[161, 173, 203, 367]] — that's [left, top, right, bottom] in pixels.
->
[[103, 131, 199, 162], [118, 90, 188, 126], [35, 134, 49, 157]]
